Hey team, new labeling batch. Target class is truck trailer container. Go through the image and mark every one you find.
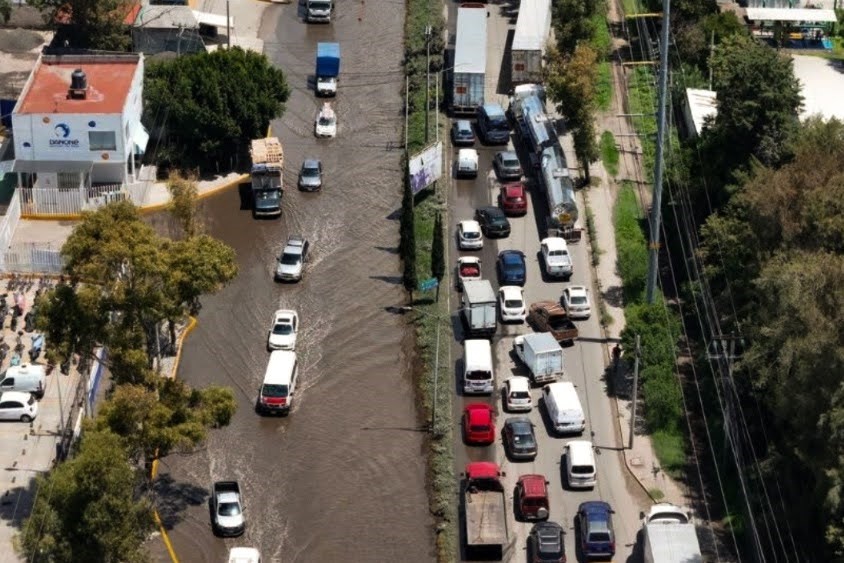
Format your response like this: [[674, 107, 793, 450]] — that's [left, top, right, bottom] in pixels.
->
[[462, 462, 509, 559], [513, 332, 564, 385], [452, 3, 487, 114], [642, 504, 703, 563], [511, 0, 552, 84], [461, 279, 497, 338], [315, 42, 340, 96]]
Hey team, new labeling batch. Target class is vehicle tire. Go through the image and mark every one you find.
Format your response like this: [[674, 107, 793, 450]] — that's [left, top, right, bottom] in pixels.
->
[[20, 415, 32, 423]]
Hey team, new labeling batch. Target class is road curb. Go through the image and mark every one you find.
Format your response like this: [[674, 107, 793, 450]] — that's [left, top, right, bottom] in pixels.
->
[[581, 186, 656, 504], [150, 315, 197, 563]]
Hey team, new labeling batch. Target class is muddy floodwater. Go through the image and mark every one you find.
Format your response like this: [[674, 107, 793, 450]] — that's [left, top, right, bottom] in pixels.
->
[[152, 2, 435, 562]]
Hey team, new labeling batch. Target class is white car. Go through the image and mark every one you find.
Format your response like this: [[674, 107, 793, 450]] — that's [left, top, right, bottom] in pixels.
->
[[456, 148, 479, 178], [0, 391, 38, 422], [498, 285, 526, 322], [229, 548, 261, 563], [457, 220, 483, 250], [315, 103, 337, 138], [503, 376, 532, 412], [275, 235, 309, 282], [540, 237, 573, 279], [267, 309, 299, 351], [562, 285, 592, 319]]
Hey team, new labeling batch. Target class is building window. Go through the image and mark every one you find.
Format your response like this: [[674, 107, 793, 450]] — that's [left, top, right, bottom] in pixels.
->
[[89, 131, 116, 151]]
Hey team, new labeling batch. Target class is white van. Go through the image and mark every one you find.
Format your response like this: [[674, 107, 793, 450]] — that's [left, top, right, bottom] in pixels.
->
[[0, 364, 46, 399], [542, 381, 585, 435], [463, 339, 494, 394], [565, 440, 597, 489], [256, 351, 298, 415]]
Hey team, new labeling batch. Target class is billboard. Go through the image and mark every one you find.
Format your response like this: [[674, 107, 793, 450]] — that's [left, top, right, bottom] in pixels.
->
[[408, 141, 443, 194]]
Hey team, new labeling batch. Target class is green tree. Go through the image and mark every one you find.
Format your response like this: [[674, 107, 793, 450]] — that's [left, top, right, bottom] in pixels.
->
[[95, 380, 236, 466], [572, 117, 599, 184], [167, 171, 202, 239], [0, 0, 11, 24], [144, 47, 290, 170], [167, 235, 239, 316], [553, 0, 601, 53], [703, 33, 802, 193], [29, 0, 132, 50], [18, 429, 154, 562]]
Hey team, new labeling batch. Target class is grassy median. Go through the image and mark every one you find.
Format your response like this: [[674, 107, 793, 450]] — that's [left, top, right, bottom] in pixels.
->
[[403, 0, 455, 560]]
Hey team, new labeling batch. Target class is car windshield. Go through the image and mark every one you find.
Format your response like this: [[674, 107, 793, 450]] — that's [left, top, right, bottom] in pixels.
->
[[588, 530, 612, 542], [548, 316, 570, 330], [463, 231, 480, 239], [218, 502, 241, 517], [470, 424, 490, 432], [504, 258, 523, 271], [280, 252, 300, 265], [510, 391, 530, 399], [505, 299, 523, 308], [549, 250, 567, 258], [310, 0, 330, 7], [466, 370, 490, 381], [503, 156, 520, 168], [262, 383, 289, 397], [572, 464, 594, 475], [302, 166, 320, 177], [318, 116, 335, 126], [255, 190, 278, 200], [570, 296, 588, 305], [272, 323, 293, 335]]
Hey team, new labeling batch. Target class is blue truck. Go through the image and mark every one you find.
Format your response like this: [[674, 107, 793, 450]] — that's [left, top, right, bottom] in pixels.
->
[[315, 42, 340, 97]]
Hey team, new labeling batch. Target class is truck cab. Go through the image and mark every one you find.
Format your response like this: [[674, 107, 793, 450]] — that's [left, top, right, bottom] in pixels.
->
[[476, 103, 511, 144], [250, 138, 284, 218], [306, 0, 333, 22]]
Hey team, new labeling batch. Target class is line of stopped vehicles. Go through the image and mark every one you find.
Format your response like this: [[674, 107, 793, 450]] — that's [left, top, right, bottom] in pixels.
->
[[448, 78, 704, 562]]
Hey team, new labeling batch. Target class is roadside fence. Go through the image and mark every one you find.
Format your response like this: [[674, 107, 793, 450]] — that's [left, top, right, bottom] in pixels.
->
[[0, 242, 64, 274]]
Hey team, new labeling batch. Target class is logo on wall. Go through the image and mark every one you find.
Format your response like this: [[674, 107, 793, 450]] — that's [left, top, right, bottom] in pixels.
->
[[49, 122, 79, 147]]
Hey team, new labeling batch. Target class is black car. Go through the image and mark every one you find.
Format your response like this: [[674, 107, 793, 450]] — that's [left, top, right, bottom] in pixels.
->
[[497, 250, 526, 286], [577, 501, 616, 560], [475, 206, 511, 238], [451, 120, 476, 146], [502, 417, 537, 460], [528, 521, 566, 563]]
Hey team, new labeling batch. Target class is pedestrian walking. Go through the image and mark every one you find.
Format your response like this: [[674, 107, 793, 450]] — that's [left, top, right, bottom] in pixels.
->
[[612, 343, 621, 369]]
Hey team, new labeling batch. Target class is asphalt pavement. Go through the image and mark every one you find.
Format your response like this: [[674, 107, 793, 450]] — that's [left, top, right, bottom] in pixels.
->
[[444, 3, 651, 562]]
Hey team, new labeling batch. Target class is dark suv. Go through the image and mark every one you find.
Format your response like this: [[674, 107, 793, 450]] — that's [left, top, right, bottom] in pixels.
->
[[577, 501, 616, 559], [528, 521, 565, 563], [451, 120, 476, 146], [475, 206, 511, 238]]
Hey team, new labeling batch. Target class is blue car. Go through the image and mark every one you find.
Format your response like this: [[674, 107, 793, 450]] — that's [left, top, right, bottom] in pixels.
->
[[497, 250, 526, 286], [576, 501, 616, 560]]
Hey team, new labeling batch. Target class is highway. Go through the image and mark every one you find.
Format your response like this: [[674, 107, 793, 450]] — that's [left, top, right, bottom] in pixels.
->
[[443, 2, 651, 561]]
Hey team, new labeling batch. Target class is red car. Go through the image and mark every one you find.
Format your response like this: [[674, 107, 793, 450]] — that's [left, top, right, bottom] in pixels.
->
[[499, 182, 528, 215], [462, 403, 495, 445]]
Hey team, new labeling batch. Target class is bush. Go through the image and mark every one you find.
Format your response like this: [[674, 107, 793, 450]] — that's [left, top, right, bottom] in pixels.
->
[[642, 366, 683, 431], [614, 184, 648, 303]]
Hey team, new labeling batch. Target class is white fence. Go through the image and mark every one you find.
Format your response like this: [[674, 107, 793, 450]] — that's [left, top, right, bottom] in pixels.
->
[[1, 242, 64, 274], [0, 191, 22, 256], [19, 185, 129, 217]]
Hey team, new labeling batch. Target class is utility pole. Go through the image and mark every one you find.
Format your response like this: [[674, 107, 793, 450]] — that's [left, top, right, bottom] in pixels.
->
[[644, 0, 671, 304], [425, 25, 432, 143], [628, 335, 641, 450], [435, 72, 440, 144], [709, 334, 765, 563], [405, 75, 409, 151], [226, 0, 231, 49]]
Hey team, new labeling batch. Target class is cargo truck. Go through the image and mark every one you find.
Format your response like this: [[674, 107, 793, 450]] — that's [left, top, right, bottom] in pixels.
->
[[305, 0, 332, 22], [510, 0, 552, 84], [250, 137, 283, 218], [462, 462, 510, 559], [315, 42, 340, 97], [461, 279, 497, 338], [512, 332, 564, 386], [641, 504, 703, 563], [452, 3, 487, 114]]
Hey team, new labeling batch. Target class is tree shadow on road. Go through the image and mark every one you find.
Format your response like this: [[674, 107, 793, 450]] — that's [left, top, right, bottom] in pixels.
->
[[152, 473, 209, 530]]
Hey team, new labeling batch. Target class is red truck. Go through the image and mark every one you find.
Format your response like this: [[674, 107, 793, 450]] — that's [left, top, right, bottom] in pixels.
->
[[462, 462, 510, 559]]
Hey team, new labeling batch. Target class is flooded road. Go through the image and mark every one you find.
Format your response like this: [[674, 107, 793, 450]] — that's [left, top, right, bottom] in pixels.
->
[[155, 2, 435, 562]]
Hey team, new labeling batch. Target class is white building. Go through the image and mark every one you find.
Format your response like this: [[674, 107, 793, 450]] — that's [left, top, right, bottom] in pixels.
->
[[10, 53, 148, 197], [682, 88, 718, 139]]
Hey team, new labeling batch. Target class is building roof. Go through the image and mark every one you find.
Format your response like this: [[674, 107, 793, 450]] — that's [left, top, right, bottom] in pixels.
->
[[132, 5, 198, 29], [745, 7, 837, 22], [16, 54, 141, 115], [685, 88, 717, 136]]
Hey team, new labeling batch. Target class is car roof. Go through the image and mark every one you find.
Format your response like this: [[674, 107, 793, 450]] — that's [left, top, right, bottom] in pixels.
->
[[519, 474, 548, 496], [566, 286, 588, 296], [263, 351, 297, 385], [286, 234, 305, 245], [482, 103, 506, 117], [506, 376, 530, 391], [273, 309, 297, 321], [302, 158, 321, 168], [541, 237, 568, 251], [566, 440, 594, 455], [500, 285, 522, 299], [465, 403, 493, 422], [455, 119, 472, 129], [502, 183, 524, 195], [0, 391, 31, 402], [579, 500, 613, 517], [480, 205, 505, 216], [505, 417, 532, 431], [459, 220, 481, 231], [458, 148, 479, 158], [500, 250, 524, 262], [498, 150, 518, 159], [533, 521, 564, 535]]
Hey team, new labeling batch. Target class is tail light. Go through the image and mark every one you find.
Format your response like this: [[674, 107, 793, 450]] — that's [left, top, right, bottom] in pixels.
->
[[610, 541, 615, 553]]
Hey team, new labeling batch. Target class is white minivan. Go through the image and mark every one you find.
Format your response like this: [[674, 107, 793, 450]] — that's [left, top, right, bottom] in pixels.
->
[[565, 440, 597, 489], [463, 339, 494, 395], [256, 351, 299, 415], [542, 381, 585, 435], [0, 364, 46, 399]]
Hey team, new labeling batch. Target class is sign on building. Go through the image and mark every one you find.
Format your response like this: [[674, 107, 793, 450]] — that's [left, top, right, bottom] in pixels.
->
[[408, 141, 443, 195]]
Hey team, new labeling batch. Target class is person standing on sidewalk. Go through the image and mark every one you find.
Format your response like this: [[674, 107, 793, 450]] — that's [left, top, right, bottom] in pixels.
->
[[612, 343, 621, 371]]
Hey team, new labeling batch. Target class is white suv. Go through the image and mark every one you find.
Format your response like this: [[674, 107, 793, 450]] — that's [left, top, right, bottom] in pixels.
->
[[562, 286, 592, 319], [503, 376, 532, 412], [0, 391, 38, 422], [457, 220, 483, 250]]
